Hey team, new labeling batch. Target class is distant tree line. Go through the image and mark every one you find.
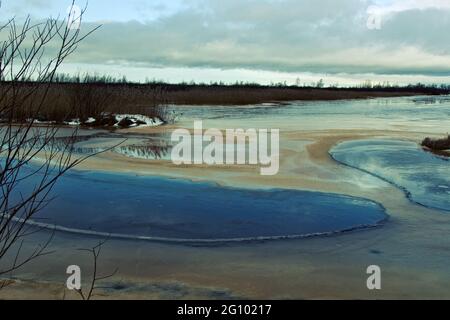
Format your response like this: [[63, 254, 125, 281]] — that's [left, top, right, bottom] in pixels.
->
[[39, 73, 450, 95]]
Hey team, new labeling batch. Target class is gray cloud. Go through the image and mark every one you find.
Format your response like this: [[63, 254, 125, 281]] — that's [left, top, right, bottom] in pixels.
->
[[4, 0, 450, 77]]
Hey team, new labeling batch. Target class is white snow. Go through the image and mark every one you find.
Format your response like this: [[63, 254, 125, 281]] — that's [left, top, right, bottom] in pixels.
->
[[26, 119, 56, 125], [113, 114, 164, 128], [63, 119, 81, 126], [26, 114, 163, 128], [85, 117, 96, 124]]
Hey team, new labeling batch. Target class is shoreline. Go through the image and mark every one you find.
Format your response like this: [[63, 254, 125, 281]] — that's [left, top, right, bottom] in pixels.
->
[[2, 98, 450, 300]]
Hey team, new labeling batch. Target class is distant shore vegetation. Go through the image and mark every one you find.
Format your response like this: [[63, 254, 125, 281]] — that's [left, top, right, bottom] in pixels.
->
[[421, 135, 450, 157], [1, 73, 450, 127]]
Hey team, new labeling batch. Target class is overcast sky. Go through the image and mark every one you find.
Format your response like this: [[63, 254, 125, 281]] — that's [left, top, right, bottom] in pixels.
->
[[1, 0, 450, 85]]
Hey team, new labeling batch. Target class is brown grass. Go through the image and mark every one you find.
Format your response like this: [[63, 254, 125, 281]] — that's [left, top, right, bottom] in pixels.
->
[[421, 135, 450, 151], [163, 86, 428, 105], [1, 81, 447, 125], [0, 82, 169, 125]]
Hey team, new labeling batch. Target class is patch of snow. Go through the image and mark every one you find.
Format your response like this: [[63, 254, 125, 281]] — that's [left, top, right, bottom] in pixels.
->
[[114, 114, 164, 128], [63, 119, 81, 126], [85, 117, 96, 124], [26, 118, 56, 124], [24, 114, 163, 128]]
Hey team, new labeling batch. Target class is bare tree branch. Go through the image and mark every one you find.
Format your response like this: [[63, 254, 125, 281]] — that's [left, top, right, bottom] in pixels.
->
[[75, 239, 118, 300], [0, 1, 100, 279]]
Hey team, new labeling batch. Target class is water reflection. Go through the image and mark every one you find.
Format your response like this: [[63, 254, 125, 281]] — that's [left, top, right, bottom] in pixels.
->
[[116, 143, 172, 160], [49, 132, 175, 160], [18, 166, 388, 242]]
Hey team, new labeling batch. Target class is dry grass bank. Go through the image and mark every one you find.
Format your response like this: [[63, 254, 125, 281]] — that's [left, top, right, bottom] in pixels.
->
[[1, 80, 448, 124]]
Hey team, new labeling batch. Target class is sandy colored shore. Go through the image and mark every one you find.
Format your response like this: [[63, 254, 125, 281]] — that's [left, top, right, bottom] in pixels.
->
[[56, 126, 429, 201], [1, 121, 450, 300]]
